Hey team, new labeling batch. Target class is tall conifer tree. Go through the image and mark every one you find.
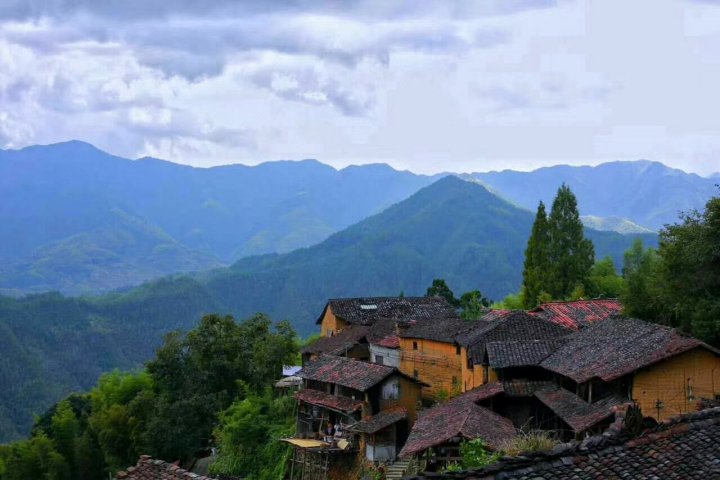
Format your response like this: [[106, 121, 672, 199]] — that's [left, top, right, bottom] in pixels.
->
[[546, 184, 595, 298], [521, 201, 550, 308]]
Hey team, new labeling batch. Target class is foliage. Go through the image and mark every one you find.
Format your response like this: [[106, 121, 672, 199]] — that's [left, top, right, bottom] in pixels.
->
[[459, 290, 491, 320], [0, 313, 298, 480], [500, 430, 557, 456], [492, 292, 524, 310], [521, 186, 595, 307], [426, 278, 460, 307], [210, 392, 295, 479], [586, 257, 625, 298], [621, 239, 664, 320], [459, 438, 501, 469]]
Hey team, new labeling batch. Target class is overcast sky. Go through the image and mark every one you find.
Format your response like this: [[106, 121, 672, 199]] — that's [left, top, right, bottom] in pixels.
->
[[1, 0, 720, 175]]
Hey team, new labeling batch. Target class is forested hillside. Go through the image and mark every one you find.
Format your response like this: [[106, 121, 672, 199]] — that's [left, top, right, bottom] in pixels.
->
[[0, 176, 655, 442], [474, 160, 717, 230], [0, 141, 438, 294]]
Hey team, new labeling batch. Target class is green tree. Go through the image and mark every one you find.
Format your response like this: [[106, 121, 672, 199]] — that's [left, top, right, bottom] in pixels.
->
[[621, 239, 663, 321], [587, 257, 625, 298], [521, 201, 550, 308], [426, 278, 459, 306], [458, 290, 491, 320], [546, 184, 595, 299], [50, 400, 79, 476]]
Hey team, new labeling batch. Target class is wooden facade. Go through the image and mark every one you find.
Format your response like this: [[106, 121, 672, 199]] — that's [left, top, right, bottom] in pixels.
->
[[632, 346, 720, 421], [399, 337, 463, 400]]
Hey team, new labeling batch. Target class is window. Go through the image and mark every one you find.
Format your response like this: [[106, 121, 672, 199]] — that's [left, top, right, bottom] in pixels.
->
[[413, 369, 419, 379], [413, 341, 418, 350], [452, 376, 458, 388], [382, 379, 400, 400], [456, 345, 461, 355], [328, 330, 334, 337], [375, 355, 384, 365]]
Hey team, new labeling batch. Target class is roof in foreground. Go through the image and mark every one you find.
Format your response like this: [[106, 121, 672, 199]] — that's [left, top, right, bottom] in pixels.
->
[[529, 299, 622, 330], [350, 407, 408, 434], [300, 324, 370, 355], [318, 296, 458, 325], [295, 388, 363, 413], [399, 387, 516, 457], [299, 354, 400, 391], [116, 456, 217, 480], [404, 407, 720, 480], [541, 316, 710, 383]]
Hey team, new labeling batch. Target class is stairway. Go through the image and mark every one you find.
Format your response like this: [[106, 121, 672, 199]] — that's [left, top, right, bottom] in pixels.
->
[[385, 459, 411, 480]]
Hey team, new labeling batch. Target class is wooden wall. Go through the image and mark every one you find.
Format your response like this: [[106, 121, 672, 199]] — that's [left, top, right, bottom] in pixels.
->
[[375, 375, 422, 425], [319, 306, 348, 337], [399, 338, 463, 400], [632, 347, 720, 421]]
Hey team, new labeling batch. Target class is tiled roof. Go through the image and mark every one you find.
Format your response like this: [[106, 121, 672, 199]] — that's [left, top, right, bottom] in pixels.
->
[[317, 297, 457, 325], [399, 388, 517, 457], [300, 325, 370, 356], [399, 317, 479, 343], [501, 380, 555, 398], [349, 407, 408, 434], [485, 340, 566, 369], [456, 311, 571, 364], [534, 388, 630, 433], [405, 407, 720, 480], [295, 388, 363, 413], [116, 456, 217, 480], [299, 355, 399, 392], [481, 310, 513, 322], [367, 317, 401, 349], [541, 316, 709, 383], [529, 299, 622, 330]]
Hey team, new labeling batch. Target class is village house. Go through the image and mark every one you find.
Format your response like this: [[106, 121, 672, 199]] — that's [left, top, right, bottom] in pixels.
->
[[315, 296, 457, 338], [404, 406, 720, 480], [289, 354, 426, 475]]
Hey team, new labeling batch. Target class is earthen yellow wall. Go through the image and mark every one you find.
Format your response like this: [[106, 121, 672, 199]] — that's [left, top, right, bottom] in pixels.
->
[[460, 348, 489, 392], [319, 307, 348, 337], [379, 376, 422, 425], [632, 347, 720, 421], [399, 338, 463, 400]]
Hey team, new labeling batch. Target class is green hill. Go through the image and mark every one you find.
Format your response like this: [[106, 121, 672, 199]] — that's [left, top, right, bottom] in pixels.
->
[[0, 176, 656, 441]]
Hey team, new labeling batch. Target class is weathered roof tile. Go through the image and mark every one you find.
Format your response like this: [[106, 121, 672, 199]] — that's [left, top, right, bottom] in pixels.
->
[[318, 297, 457, 326]]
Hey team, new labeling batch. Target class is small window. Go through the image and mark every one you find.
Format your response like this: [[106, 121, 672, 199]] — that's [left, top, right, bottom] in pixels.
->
[[413, 341, 418, 350], [376, 355, 384, 365], [452, 376, 458, 388], [382, 379, 400, 400], [413, 369, 419, 379], [456, 345, 461, 355], [328, 330, 334, 337]]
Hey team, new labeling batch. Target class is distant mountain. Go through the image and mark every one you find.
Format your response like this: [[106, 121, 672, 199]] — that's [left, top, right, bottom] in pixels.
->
[[0, 141, 439, 294], [0, 176, 656, 441], [580, 215, 655, 235], [473, 160, 717, 230]]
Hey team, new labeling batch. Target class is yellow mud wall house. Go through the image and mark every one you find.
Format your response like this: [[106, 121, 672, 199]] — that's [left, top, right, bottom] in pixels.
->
[[397, 318, 472, 400], [632, 346, 720, 421], [318, 305, 346, 337]]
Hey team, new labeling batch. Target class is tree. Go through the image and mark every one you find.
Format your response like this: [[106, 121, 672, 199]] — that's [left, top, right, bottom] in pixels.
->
[[521, 202, 550, 308], [425, 278, 459, 306], [546, 184, 595, 299], [621, 239, 663, 321], [50, 401, 79, 476], [587, 257, 625, 298], [459, 290, 491, 320]]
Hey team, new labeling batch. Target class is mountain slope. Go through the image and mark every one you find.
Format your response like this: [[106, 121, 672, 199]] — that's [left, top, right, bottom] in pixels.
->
[[0, 176, 656, 441], [474, 160, 717, 229], [0, 141, 439, 294]]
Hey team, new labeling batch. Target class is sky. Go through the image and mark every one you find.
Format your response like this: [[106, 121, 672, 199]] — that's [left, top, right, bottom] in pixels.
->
[[1, 0, 720, 175]]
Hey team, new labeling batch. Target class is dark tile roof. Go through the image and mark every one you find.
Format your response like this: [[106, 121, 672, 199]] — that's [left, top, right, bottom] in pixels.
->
[[300, 325, 370, 356], [501, 380, 556, 398], [481, 310, 513, 322], [399, 317, 480, 343], [541, 316, 710, 383], [534, 388, 630, 433], [318, 297, 458, 325], [485, 340, 566, 369], [456, 311, 572, 364], [295, 388, 363, 413], [529, 299, 623, 330], [349, 407, 408, 434], [299, 355, 400, 392], [405, 407, 720, 480], [116, 456, 218, 480], [399, 387, 517, 457]]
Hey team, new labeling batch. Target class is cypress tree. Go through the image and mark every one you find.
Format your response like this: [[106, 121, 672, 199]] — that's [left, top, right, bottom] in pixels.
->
[[546, 184, 595, 298], [521, 201, 550, 308]]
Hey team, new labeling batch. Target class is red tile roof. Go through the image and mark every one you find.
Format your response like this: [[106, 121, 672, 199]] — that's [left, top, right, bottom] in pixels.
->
[[529, 299, 622, 330], [399, 387, 516, 457], [299, 355, 402, 392], [541, 316, 710, 383], [115, 456, 217, 480], [295, 388, 363, 413]]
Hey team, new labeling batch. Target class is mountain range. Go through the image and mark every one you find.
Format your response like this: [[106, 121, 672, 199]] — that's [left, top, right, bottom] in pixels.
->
[[0, 175, 655, 441]]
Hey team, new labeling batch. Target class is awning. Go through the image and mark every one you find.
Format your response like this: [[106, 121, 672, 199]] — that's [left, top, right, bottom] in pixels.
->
[[280, 438, 329, 449]]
